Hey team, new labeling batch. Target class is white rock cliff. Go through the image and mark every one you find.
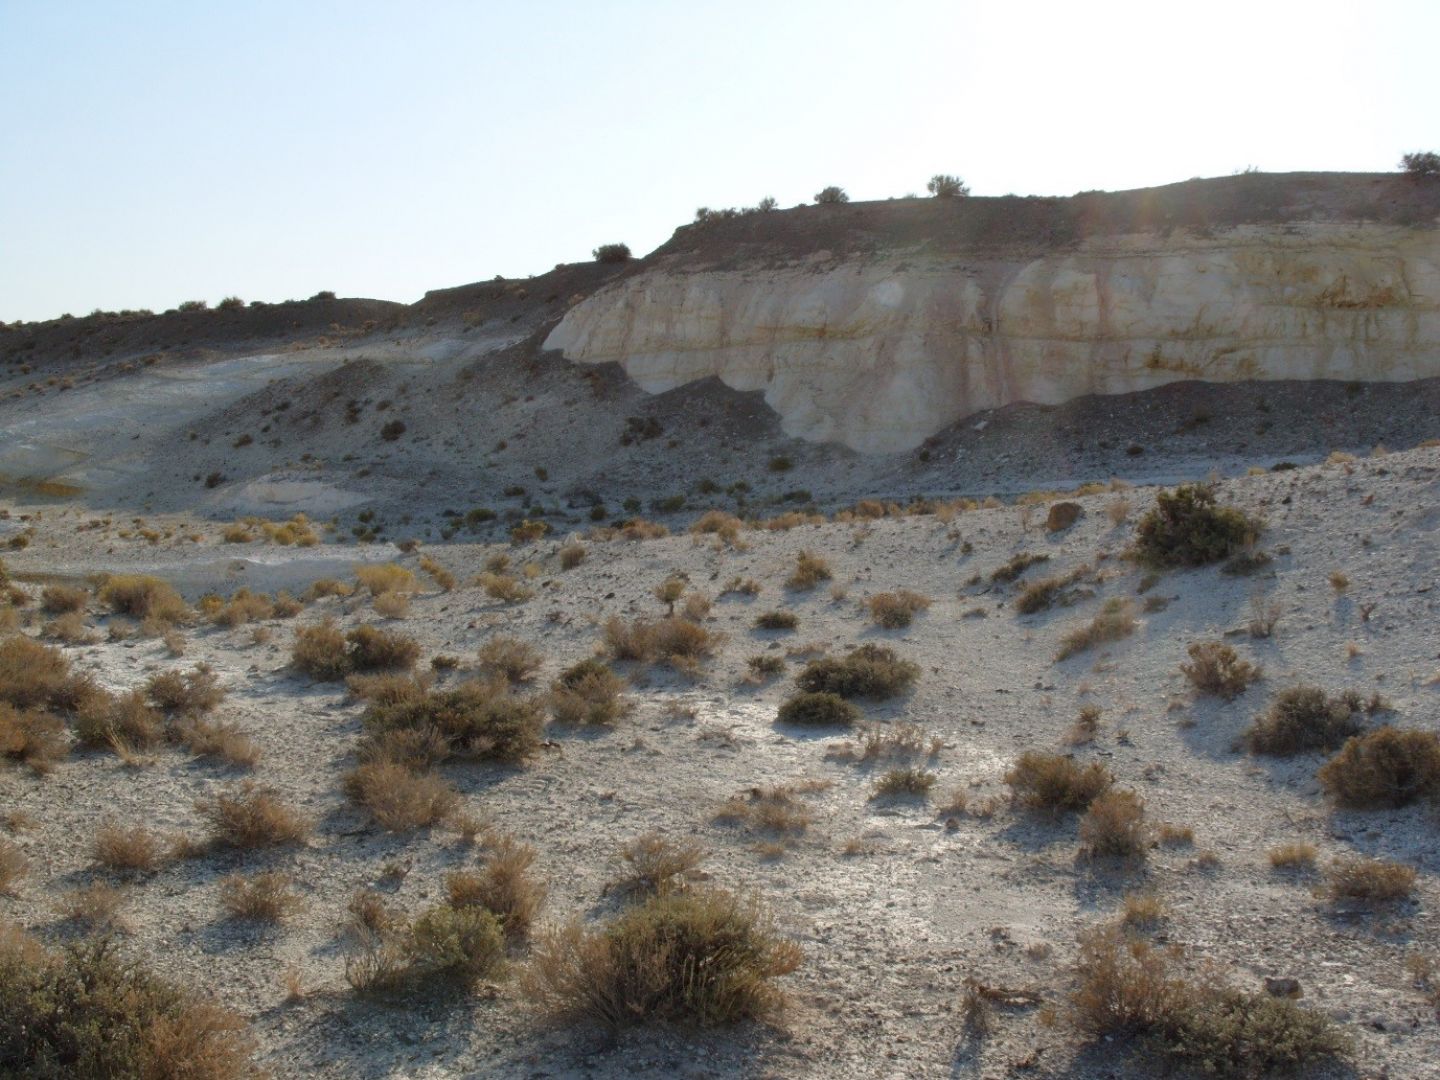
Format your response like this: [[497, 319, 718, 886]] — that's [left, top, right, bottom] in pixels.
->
[[545, 223, 1440, 452]]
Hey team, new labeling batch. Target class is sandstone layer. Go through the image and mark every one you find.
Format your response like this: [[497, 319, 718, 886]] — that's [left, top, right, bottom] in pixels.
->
[[546, 181, 1440, 452]]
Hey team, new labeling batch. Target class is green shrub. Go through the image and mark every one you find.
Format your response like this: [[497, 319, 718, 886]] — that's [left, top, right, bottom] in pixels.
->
[[776, 691, 861, 727], [1317, 727, 1440, 808], [524, 888, 800, 1030], [1133, 485, 1259, 568], [795, 644, 918, 700], [813, 186, 848, 204], [405, 904, 507, 984]]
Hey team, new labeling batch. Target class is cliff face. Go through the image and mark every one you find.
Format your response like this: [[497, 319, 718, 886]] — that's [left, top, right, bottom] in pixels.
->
[[544, 176, 1440, 452]]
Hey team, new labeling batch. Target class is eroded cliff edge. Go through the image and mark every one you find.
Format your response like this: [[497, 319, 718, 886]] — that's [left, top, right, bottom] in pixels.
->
[[545, 173, 1440, 452]]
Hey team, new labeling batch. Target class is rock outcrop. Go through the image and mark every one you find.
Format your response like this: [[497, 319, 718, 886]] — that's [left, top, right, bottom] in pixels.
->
[[545, 175, 1440, 452]]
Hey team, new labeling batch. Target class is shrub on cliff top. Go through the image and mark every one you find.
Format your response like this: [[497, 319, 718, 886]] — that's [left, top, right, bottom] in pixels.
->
[[1401, 151, 1440, 178], [927, 174, 970, 198], [592, 243, 631, 263]]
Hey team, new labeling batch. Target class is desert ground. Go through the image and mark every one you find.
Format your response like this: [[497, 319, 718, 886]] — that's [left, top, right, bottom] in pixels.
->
[[2, 438, 1439, 1078]]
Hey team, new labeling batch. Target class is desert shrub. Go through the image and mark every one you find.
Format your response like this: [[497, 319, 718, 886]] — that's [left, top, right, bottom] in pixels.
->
[[0, 923, 261, 1078], [1316, 726, 1440, 808], [776, 691, 860, 727], [364, 680, 544, 764], [1079, 789, 1149, 860], [1072, 924, 1352, 1075], [592, 243, 632, 263], [345, 903, 503, 996], [681, 592, 712, 622], [93, 823, 165, 875], [1132, 485, 1259, 568], [653, 576, 687, 613], [558, 542, 586, 569], [445, 836, 546, 939], [795, 643, 918, 700], [0, 635, 86, 710], [1246, 686, 1368, 756], [510, 519, 550, 544], [927, 173, 969, 198], [417, 555, 456, 591], [1006, 751, 1113, 812], [1180, 641, 1261, 699], [786, 550, 832, 590], [220, 871, 303, 922], [610, 833, 707, 898], [477, 572, 535, 604], [56, 882, 126, 932], [379, 419, 406, 442], [175, 718, 260, 768], [873, 766, 936, 797], [146, 664, 223, 717], [195, 781, 310, 850], [1401, 150, 1440, 177], [211, 589, 274, 628], [344, 760, 458, 831], [1056, 598, 1138, 660], [40, 585, 87, 614], [690, 510, 744, 546], [865, 589, 931, 629], [524, 888, 800, 1030], [549, 659, 629, 725], [813, 186, 848, 204], [1268, 843, 1318, 870], [347, 624, 420, 672], [477, 635, 544, 683], [303, 578, 354, 601], [0, 704, 67, 772], [354, 563, 417, 597], [372, 591, 409, 619], [1325, 855, 1416, 903], [754, 610, 798, 631], [97, 574, 189, 623], [991, 552, 1050, 583], [291, 620, 351, 680], [0, 838, 28, 894], [747, 654, 785, 679], [603, 616, 721, 670], [1015, 576, 1068, 614], [347, 672, 429, 706]]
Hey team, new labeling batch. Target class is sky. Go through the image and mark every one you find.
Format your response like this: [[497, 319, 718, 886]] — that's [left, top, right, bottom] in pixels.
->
[[1, 0, 1434, 322]]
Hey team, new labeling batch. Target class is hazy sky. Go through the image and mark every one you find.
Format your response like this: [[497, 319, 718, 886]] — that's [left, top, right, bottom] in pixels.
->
[[1, 0, 1433, 322]]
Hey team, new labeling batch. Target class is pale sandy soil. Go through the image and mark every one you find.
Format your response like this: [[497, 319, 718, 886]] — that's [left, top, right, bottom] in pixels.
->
[[2, 447, 1438, 1078]]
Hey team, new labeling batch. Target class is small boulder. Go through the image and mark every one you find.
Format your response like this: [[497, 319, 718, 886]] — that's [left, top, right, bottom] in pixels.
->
[[1045, 502, 1083, 532]]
